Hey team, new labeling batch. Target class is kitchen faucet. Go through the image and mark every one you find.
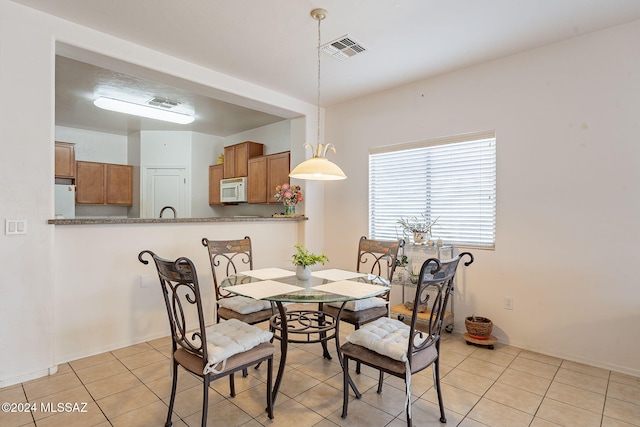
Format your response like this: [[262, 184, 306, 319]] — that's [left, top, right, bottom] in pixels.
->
[[159, 206, 177, 218]]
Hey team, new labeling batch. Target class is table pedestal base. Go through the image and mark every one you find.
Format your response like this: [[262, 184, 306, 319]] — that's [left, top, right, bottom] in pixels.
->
[[270, 306, 338, 403]]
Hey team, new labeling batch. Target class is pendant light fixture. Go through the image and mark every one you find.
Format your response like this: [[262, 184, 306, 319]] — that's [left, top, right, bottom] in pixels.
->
[[289, 8, 347, 181]]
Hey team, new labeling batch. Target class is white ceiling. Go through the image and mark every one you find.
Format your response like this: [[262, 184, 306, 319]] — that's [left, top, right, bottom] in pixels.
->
[[11, 0, 640, 136]]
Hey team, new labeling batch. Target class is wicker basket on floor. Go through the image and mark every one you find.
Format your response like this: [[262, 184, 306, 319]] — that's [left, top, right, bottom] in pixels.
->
[[465, 316, 493, 339]]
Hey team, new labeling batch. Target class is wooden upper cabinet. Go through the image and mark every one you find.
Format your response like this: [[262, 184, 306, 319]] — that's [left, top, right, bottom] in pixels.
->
[[106, 164, 133, 206], [76, 161, 133, 206], [76, 161, 105, 204], [223, 141, 264, 178], [266, 152, 291, 204], [223, 145, 235, 178], [209, 164, 224, 206], [55, 141, 76, 179], [247, 151, 291, 204], [247, 157, 268, 203]]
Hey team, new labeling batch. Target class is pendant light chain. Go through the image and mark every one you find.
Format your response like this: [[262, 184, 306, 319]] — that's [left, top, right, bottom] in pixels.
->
[[316, 14, 322, 147]]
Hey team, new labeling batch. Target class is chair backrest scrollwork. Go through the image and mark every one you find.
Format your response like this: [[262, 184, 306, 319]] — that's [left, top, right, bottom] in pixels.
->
[[138, 250, 208, 363], [407, 252, 474, 362], [202, 237, 253, 300], [357, 236, 405, 282]]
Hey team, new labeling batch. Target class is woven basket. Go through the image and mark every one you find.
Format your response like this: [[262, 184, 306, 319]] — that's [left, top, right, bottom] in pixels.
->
[[465, 316, 493, 340]]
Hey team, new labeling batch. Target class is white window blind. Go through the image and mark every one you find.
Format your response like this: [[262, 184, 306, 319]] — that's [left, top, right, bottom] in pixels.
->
[[369, 132, 496, 249]]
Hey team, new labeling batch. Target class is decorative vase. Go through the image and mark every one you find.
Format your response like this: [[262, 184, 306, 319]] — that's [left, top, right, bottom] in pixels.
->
[[413, 231, 427, 245], [296, 264, 311, 280], [284, 202, 296, 216]]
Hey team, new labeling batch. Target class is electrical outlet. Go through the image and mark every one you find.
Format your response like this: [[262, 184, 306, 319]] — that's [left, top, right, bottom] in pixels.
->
[[504, 296, 514, 310]]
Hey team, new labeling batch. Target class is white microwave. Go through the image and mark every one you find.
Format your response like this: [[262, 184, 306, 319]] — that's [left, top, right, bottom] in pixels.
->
[[220, 177, 248, 203]]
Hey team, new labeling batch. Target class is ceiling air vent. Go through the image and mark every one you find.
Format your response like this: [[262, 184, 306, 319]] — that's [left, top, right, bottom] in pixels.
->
[[147, 98, 180, 109], [321, 35, 367, 60]]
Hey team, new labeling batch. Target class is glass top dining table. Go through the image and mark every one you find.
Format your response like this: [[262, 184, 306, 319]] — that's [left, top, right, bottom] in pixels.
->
[[220, 267, 391, 402], [220, 267, 391, 302]]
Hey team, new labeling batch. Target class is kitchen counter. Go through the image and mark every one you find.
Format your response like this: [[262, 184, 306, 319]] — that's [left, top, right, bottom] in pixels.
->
[[48, 215, 308, 225]]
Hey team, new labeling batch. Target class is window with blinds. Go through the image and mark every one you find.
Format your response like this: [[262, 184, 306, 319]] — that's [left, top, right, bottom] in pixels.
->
[[368, 132, 496, 249]]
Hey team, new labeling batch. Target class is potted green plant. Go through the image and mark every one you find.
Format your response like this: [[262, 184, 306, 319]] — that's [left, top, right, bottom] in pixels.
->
[[397, 214, 438, 245], [394, 254, 409, 282], [291, 244, 329, 280]]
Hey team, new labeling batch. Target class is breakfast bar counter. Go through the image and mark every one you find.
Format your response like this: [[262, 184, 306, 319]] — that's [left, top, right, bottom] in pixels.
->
[[47, 215, 308, 225]]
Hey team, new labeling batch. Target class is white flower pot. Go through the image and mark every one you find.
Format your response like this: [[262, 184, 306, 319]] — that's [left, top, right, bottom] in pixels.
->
[[296, 265, 311, 280]]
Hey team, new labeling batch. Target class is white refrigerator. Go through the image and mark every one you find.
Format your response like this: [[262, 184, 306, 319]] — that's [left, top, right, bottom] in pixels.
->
[[54, 184, 76, 219]]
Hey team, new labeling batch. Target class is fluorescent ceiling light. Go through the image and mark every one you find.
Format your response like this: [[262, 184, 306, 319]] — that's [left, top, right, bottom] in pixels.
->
[[93, 97, 194, 124]]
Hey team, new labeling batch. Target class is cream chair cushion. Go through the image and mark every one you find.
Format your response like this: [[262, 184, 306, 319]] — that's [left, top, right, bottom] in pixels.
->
[[203, 318, 273, 373], [345, 317, 409, 361], [217, 295, 273, 314], [327, 296, 387, 312]]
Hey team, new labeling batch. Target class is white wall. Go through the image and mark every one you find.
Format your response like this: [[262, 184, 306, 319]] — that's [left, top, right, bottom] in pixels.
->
[[55, 126, 127, 164], [225, 120, 292, 155], [52, 221, 301, 364], [127, 132, 141, 218], [0, 0, 318, 387], [192, 132, 224, 218], [0, 0, 56, 387], [325, 20, 640, 376]]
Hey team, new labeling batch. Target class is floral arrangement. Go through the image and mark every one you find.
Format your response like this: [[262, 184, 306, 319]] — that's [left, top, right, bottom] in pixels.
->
[[397, 214, 438, 234], [274, 183, 303, 205], [291, 244, 328, 267]]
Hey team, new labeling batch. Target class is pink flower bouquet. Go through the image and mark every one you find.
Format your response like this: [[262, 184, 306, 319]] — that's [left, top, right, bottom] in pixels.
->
[[274, 183, 303, 205]]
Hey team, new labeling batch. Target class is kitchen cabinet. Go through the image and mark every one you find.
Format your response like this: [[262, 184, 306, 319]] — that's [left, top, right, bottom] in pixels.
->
[[76, 161, 133, 206], [209, 164, 224, 205], [55, 141, 76, 179], [106, 164, 133, 205], [247, 151, 290, 204], [247, 157, 267, 203], [223, 141, 264, 178]]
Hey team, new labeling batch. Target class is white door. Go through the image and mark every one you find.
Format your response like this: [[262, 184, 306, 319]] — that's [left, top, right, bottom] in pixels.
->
[[143, 168, 189, 218]]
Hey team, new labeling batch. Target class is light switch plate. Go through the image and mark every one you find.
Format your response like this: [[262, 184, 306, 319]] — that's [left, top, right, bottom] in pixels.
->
[[5, 219, 28, 235]]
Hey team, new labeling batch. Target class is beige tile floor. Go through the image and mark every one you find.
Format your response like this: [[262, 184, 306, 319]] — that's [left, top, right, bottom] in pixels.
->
[[2, 321, 639, 427]]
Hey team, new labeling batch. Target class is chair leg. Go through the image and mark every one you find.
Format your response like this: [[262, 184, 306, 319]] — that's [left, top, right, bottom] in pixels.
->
[[202, 375, 211, 427], [405, 374, 413, 427], [229, 372, 236, 397], [266, 357, 274, 419], [165, 360, 179, 427], [242, 368, 248, 377], [377, 370, 384, 394], [341, 355, 349, 419], [433, 359, 446, 423]]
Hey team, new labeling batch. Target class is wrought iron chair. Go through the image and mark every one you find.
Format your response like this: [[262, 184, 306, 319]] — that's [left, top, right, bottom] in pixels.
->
[[340, 252, 474, 427], [202, 236, 277, 326], [323, 236, 403, 371], [138, 250, 275, 427]]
